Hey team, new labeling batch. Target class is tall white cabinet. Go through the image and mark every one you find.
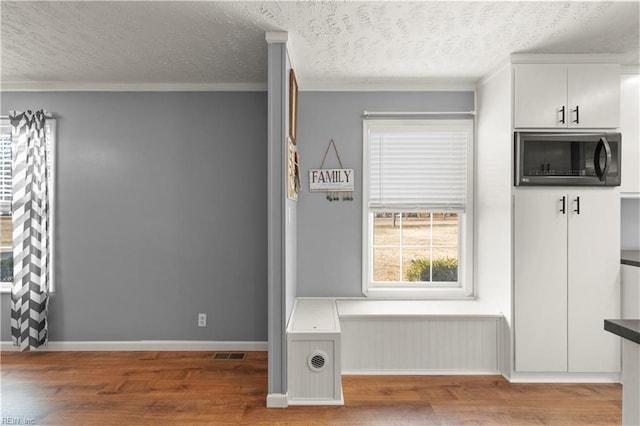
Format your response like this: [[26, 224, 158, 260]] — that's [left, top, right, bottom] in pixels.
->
[[514, 188, 620, 373], [620, 73, 640, 195]]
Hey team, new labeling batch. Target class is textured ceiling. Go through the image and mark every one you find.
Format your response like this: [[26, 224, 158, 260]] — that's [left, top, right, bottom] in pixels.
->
[[1, 1, 639, 89]]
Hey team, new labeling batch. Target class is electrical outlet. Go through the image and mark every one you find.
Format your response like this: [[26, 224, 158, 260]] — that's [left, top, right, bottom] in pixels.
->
[[198, 313, 207, 327]]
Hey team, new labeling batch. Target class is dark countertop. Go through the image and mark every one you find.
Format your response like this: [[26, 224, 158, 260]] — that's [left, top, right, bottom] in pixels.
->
[[622, 250, 640, 267], [604, 319, 640, 344]]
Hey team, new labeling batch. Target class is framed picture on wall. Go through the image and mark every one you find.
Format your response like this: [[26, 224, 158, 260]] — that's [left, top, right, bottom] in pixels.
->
[[289, 69, 298, 144], [287, 136, 300, 201]]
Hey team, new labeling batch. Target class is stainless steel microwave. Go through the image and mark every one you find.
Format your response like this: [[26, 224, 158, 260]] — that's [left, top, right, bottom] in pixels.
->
[[515, 132, 621, 186]]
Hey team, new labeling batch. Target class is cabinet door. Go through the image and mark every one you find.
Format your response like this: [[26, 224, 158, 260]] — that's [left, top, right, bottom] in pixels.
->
[[620, 74, 640, 194], [514, 189, 568, 372], [567, 189, 620, 372], [567, 64, 620, 128], [514, 64, 567, 129], [621, 264, 640, 319]]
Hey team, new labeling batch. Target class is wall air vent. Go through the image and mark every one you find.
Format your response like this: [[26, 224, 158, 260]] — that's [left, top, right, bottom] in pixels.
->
[[308, 352, 327, 372]]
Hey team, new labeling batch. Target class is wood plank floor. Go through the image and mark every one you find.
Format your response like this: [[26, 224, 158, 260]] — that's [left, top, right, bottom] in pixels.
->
[[1, 351, 621, 425]]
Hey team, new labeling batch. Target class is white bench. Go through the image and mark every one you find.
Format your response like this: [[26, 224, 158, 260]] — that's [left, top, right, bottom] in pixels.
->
[[286, 299, 343, 405], [286, 298, 504, 405], [337, 300, 504, 374]]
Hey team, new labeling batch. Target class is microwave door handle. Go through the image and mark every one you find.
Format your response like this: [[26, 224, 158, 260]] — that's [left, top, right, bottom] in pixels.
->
[[594, 137, 612, 181]]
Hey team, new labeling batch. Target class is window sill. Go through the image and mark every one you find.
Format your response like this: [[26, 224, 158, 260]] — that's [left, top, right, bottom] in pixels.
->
[[363, 285, 474, 300], [336, 299, 503, 318]]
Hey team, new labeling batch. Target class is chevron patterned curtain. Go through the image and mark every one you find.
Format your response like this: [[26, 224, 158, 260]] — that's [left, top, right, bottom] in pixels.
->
[[10, 110, 53, 351]]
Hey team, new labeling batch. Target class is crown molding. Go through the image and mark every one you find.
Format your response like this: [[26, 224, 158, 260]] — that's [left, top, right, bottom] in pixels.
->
[[476, 58, 511, 87], [286, 47, 297, 75], [510, 53, 629, 64], [300, 79, 476, 92], [0, 81, 267, 92], [265, 31, 288, 44], [621, 64, 640, 74]]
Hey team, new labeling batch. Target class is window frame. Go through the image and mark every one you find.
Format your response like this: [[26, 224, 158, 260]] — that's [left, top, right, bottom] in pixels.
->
[[0, 119, 11, 292], [362, 119, 474, 299], [0, 117, 56, 293]]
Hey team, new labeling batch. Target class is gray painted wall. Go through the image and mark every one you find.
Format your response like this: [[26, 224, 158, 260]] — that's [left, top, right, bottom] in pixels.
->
[[1, 91, 268, 342], [622, 198, 640, 250], [296, 92, 474, 297]]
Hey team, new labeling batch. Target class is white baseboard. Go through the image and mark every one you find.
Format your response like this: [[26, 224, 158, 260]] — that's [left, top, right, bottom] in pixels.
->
[[0, 340, 268, 352], [341, 369, 501, 375], [288, 395, 344, 406], [266, 393, 288, 408], [509, 372, 621, 384]]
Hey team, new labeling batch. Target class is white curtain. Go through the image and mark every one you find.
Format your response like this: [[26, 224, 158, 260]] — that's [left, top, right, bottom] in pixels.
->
[[10, 110, 53, 351]]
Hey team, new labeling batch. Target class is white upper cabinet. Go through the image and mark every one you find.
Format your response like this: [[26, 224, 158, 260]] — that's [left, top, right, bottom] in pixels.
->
[[514, 64, 567, 129], [620, 74, 640, 195], [514, 63, 620, 129], [567, 64, 620, 128]]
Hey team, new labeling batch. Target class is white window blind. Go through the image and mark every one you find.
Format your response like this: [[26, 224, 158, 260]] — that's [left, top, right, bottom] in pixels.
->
[[368, 121, 471, 211]]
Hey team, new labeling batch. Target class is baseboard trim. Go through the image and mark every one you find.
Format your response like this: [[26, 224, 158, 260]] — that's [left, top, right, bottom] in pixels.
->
[[508, 372, 621, 384], [0, 340, 268, 352], [266, 393, 288, 408], [288, 398, 344, 406], [341, 369, 501, 375]]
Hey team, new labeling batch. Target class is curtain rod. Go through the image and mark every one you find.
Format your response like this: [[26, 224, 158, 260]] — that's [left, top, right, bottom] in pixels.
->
[[1, 114, 55, 119], [363, 111, 475, 117]]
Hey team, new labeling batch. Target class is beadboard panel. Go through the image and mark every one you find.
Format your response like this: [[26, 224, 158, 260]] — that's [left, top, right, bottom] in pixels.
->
[[289, 340, 340, 401], [341, 317, 500, 373]]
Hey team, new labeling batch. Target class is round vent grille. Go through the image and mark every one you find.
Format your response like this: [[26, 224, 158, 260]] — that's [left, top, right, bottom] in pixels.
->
[[307, 351, 327, 372]]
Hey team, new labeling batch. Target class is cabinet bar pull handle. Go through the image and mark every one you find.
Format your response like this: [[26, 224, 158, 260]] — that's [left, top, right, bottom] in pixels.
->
[[559, 106, 565, 124], [573, 196, 580, 215], [572, 105, 579, 124], [560, 196, 566, 214]]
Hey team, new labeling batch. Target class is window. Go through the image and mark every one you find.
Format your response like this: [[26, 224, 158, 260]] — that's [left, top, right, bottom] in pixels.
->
[[0, 117, 56, 293], [1, 119, 13, 291], [362, 119, 474, 299]]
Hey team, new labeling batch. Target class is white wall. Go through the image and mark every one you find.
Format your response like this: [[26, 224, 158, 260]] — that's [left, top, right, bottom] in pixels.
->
[[475, 64, 514, 374], [475, 65, 513, 313]]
